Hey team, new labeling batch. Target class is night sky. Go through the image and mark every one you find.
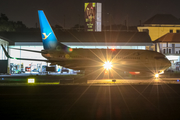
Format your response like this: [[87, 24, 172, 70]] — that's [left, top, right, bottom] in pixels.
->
[[1, 0, 180, 28]]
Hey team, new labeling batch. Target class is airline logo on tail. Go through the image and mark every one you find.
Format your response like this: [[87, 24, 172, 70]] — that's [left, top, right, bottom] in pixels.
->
[[42, 32, 52, 40], [38, 10, 70, 51]]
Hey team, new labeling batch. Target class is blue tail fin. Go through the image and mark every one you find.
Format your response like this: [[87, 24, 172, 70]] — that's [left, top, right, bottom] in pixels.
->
[[38, 10, 68, 51]]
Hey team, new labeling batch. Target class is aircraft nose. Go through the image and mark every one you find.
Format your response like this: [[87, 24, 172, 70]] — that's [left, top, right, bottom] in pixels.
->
[[166, 59, 171, 67]]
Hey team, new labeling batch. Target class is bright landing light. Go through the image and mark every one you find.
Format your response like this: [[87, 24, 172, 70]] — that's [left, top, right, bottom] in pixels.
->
[[104, 61, 112, 70], [155, 74, 159, 78]]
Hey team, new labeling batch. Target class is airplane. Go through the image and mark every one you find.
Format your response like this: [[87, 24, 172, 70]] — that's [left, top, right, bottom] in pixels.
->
[[1, 10, 171, 78]]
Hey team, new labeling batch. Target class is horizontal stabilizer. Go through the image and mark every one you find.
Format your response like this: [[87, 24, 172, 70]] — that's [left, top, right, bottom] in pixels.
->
[[1, 44, 11, 58], [8, 47, 47, 54]]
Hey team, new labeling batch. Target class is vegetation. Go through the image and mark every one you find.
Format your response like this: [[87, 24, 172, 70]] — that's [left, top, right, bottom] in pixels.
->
[[0, 13, 27, 32], [0, 13, 137, 32]]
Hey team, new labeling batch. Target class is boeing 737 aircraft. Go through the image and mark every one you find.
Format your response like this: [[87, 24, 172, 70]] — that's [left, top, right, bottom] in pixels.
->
[[1, 10, 171, 78]]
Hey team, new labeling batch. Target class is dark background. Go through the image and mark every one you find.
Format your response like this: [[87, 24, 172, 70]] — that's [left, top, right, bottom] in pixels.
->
[[1, 0, 180, 28]]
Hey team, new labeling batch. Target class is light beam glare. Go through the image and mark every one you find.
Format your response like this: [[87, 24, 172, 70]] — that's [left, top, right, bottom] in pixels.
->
[[103, 61, 112, 70]]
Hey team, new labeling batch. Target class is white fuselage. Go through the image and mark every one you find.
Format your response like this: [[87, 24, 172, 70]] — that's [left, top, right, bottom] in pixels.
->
[[42, 49, 171, 72]]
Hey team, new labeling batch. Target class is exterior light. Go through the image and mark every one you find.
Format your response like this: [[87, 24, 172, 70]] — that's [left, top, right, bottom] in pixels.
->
[[155, 74, 159, 78], [28, 78, 35, 83], [69, 48, 73, 52], [104, 61, 112, 70], [159, 70, 164, 74], [111, 48, 115, 51]]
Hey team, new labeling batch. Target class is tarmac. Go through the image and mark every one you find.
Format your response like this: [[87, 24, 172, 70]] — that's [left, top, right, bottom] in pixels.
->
[[1, 84, 180, 120], [1, 73, 180, 119], [1, 73, 180, 85]]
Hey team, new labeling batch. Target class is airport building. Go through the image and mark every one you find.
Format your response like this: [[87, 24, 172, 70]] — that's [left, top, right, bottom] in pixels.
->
[[153, 33, 180, 70], [137, 14, 180, 41], [0, 31, 152, 74], [138, 14, 180, 70]]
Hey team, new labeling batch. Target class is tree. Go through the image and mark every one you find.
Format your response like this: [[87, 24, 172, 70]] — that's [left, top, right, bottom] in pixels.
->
[[14, 21, 27, 31], [0, 13, 8, 22], [54, 24, 63, 31], [0, 13, 27, 32], [71, 24, 84, 31]]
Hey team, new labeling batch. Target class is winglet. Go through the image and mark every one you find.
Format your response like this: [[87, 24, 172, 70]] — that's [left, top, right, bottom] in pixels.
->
[[1, 44, 12, 59]]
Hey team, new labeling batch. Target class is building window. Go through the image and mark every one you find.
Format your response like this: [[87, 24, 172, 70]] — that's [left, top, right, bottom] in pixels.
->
[[169, 30, 173, 33], [177, 30, 180, 33], [163, 49, 166, 54], [169, 49, 171, 54]]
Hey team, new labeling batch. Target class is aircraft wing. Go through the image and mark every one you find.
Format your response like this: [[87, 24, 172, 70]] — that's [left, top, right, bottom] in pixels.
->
[[1, 44, 48, 62]]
